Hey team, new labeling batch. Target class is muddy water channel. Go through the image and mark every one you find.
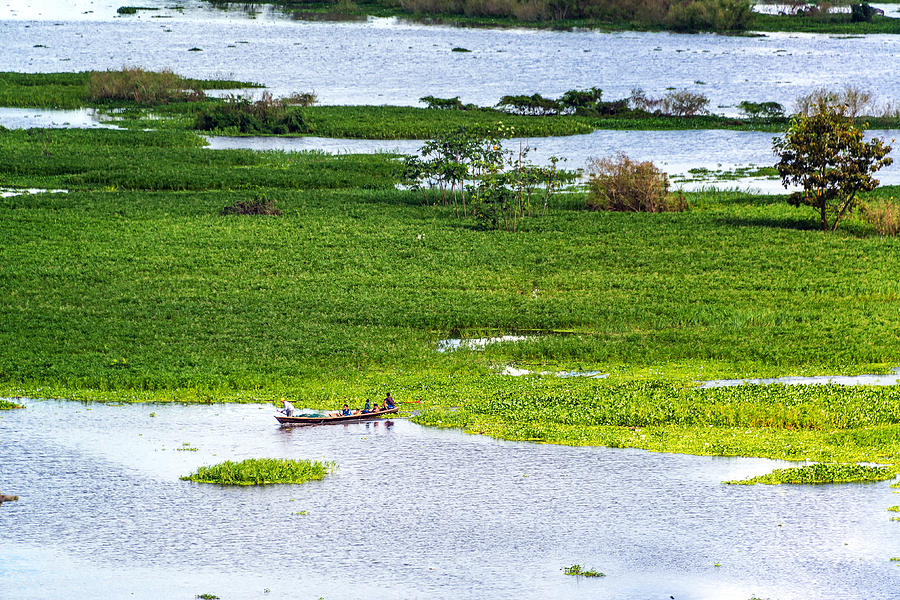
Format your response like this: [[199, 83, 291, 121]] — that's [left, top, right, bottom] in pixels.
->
[[2, 401, 898, 599]]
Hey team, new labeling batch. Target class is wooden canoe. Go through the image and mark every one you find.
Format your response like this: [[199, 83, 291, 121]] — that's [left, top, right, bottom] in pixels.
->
[[275, 407, 399, 425]]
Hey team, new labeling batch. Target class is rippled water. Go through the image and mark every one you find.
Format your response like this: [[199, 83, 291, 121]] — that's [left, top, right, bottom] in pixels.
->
[[4, 1, 900, 112], [1, 401, 898, 599], [0, 107, 115, 129]]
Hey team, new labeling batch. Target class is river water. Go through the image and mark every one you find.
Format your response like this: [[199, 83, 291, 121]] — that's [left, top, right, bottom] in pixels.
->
[[1, 401, 898, 600], [4, 1, 900, 112]]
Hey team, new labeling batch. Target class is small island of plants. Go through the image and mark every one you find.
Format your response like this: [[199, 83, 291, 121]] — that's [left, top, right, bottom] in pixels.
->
[[180, 458, 335, 485]]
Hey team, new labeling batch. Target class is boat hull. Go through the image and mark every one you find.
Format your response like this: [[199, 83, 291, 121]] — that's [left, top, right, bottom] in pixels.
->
[[275, 407, 399, 425]]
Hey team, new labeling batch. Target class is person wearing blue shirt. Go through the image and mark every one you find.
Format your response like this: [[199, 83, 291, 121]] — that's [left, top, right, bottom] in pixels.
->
[[341, 403, 351, 416]]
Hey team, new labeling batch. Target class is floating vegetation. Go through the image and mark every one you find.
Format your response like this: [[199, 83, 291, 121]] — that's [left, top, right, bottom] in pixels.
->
[[194, 92, 309, 134], [889, 506, 900, 512], [196, 595, 218, 600], [563, 564, 604, 577], [726, 464, 896, 485], [0, 400, 25, 410], [181, 458, 335, 485], [117, 6, 159, 15], [451, 47, 471, 52]]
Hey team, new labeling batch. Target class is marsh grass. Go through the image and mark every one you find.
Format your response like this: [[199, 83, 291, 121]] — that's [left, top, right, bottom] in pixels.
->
[[861, 198, 900, 236], [725, 463, 896, 485], [89, 68, 206, 105], [0, 71, 258, 109], [180, 458, 334, 485]]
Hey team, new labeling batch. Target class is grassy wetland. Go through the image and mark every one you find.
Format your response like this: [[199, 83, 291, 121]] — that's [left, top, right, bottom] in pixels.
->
[[3, 67, 900, 483]]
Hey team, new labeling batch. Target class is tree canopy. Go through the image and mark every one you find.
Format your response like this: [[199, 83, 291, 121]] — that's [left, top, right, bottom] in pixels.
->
[[774, 107, 893, 231]]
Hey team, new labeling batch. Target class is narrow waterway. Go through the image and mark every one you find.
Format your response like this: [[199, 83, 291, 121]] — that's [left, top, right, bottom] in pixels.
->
[[1, 401, 898, 599]]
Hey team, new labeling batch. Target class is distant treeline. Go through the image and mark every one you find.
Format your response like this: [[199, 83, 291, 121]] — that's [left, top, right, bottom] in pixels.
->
[[399, 0, 754, 31], [204, 0, 754, 31]]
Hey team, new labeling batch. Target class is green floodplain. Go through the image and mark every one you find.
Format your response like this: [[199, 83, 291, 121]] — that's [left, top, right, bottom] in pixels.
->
[[2, 72, 900, 483]]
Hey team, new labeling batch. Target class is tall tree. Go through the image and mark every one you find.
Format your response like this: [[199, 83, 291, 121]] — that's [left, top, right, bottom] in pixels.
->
[[774, 107, 893, 231]]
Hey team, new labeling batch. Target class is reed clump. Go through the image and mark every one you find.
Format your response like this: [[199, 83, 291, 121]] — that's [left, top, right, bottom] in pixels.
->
[[89, 67, 206, 105], [181, 458, 335, 485], [860, 198, 900, 236]]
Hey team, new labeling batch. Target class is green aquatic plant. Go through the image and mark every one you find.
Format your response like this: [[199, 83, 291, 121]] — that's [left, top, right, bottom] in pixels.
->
[[563, 564, 604, 577], [889, 506, 900, 512], [725, 463, 896, 485], [181, 458, 334, 485], [0, 400, 24, 410], [89, 67, 206, 105], [194, 92, 308, 134]]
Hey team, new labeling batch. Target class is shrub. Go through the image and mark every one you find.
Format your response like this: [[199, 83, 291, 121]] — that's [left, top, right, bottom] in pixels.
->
[[738, 100, 785, 122], [794, 85, 874, 118], [221, 195, 282, 216], [586, 153, 686, 212], [851, 3, 876, 22], [666, 0, 754, 32], [194, 92, 308, 134], [496, 93, 560, 116], [860, 198, 900, 235], [419, 95, 477, 110], [89, 67, 205, 104], [774, 107, 893, 231], [629, 88, 709, 116]]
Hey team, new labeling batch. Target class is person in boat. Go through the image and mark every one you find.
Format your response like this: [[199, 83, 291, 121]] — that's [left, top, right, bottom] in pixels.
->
[[361, 399, 371, 414], [372, 403, 380, 413], [341, 403, 352, 416], [383, 393, 395, 410], [280, 399, 294, 417]]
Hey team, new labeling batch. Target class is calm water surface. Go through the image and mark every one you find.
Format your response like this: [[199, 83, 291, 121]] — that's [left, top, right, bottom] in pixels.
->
[[1, 401, 898, 599]]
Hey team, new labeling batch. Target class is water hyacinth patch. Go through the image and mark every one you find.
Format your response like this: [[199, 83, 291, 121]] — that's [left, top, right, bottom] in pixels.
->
[[0, 400, 24, 409], [563, 564, 604, 577], [725, 463, 896, 485], [180, 458, 335, 485]]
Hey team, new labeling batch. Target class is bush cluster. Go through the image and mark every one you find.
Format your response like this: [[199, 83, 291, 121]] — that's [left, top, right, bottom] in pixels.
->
[[194, 92, 309, 134], [586, 153, 686, 213]]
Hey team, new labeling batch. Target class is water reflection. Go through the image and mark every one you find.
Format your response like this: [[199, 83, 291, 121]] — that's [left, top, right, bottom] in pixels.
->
[[1, 400, 898, 599]]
